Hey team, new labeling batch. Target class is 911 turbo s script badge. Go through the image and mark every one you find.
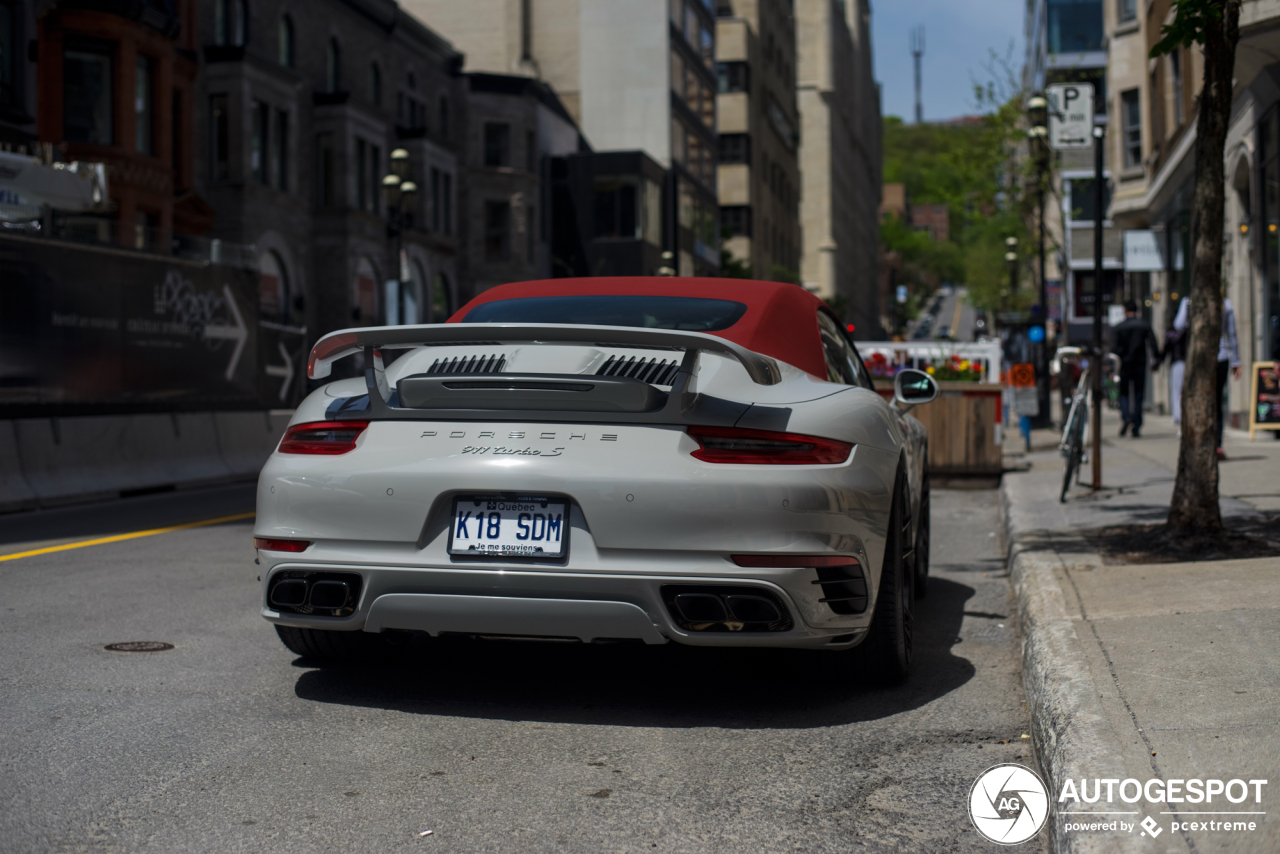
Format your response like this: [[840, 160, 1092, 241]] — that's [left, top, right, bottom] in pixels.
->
[[460, 446, 563, 457]]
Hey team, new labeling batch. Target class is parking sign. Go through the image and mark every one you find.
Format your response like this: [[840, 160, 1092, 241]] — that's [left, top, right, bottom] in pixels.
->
[[1046, 83, 1094, 150]]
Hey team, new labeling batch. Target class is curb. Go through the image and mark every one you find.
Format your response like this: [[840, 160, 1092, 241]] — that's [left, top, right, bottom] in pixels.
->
[[1001, 485, 1130, 854]]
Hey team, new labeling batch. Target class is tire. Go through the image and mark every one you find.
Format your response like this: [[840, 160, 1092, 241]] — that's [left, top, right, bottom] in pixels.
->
[[912, 471, 931, 599], [1061, 422, 1083, 503], [275, 624, 412, 663], [847, 469, 914, 685]]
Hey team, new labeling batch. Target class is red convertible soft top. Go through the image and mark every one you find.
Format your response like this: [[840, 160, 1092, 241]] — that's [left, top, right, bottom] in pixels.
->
[[449, 277, 831, 379]]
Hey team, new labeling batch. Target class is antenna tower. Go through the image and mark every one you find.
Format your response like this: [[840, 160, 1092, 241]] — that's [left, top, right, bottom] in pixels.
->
[[911, 25, 925, 124]]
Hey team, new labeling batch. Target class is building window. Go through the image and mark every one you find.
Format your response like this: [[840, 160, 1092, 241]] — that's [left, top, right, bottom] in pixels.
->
[[356, 139, 368, 210], [431, 168, 441, 231], [326, 38, 341, 93], [485, 200, 511, 260], [484, 122, 510, 167], [717, 61, 749, 94], [1067, 177, 1111, 223], [719, 133, 750, 164], [527, 204, 537, 262], [442, 172, 453, 233], [64, 42, 114, 145], [1171, 50, 1184, 127], [1046, 0, 1102, 54], [721, 205, 751, 237], [135, 55, 154, 155], [171, 90, 183, 177], [258, 250, 288, 318], [370, 62, 381, 106], [526, 129, 537, 173], [439, 95, 450, 139], [209, 94, 228, 180], [0, 1, 15, 107], [317, 132, 335, 205], [369, 144, 380, 213], [215, 0, 247, 47], [520, 0, 532, 60], [1118, 0, 1136, 22], [594, 181, 637, 239], [273, 108, 288, 190], [278, 15, 294, 67], [252, 100, 269, 184], [1121, 89, 1141, 168]]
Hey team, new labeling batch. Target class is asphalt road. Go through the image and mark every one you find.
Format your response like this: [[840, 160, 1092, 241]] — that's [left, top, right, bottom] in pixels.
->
[[931, 289, 977, 343], [0, 483, 1045, 853]]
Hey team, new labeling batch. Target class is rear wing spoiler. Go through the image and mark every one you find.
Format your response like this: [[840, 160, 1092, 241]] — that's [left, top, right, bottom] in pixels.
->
[[307, 323, 782, 386]]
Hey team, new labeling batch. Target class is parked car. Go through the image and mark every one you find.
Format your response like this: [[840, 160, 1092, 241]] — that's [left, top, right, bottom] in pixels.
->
[[254, 278, 937, 683]]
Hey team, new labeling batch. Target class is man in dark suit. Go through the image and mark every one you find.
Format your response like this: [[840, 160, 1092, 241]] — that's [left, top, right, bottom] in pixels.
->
[[1111, 300, 1162, 438]]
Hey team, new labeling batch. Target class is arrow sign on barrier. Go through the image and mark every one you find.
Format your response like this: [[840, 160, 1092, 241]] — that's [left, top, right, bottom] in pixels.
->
[[202, 284, 247, 381], [265, 342, 295, 401]]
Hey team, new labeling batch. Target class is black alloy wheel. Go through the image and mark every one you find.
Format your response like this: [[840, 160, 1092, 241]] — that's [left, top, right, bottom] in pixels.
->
[[913, 471, 931, 599], [844, 467, 914, 685]]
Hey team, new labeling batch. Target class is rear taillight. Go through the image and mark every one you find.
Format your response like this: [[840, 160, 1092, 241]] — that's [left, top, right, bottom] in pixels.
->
[[731, 555, 859, 568], [277, 420, 368, 455], [254, 537, 311, 552], [686, 426, 852, 465]]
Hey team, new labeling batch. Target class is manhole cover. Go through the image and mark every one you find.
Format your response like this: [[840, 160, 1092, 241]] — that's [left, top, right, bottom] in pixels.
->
[[104, 641, 174, 653]]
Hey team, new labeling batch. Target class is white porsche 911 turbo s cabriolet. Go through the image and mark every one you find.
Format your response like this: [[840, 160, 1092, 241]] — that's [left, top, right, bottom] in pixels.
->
[[255, 278, 937, 683]]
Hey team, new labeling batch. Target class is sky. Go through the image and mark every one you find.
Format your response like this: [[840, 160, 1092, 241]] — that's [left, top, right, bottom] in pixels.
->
[[872, 0, 1026, 122]]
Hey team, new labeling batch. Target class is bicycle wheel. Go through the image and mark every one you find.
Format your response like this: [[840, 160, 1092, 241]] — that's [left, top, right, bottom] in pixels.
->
[[1061, 430, 1081, 503]]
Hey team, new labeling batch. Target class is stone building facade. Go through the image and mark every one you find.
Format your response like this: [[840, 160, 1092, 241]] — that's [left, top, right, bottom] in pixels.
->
[[795, 0, 882, 336], [714, 0, 801, 281], [193, 0, 466, 352]]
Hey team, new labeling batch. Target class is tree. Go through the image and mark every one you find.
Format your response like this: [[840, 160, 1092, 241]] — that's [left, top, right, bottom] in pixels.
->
[[1151, 0, 1241, 534]]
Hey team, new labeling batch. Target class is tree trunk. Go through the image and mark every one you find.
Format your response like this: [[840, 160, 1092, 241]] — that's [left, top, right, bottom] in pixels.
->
[[1168, 1, 1241, 533]]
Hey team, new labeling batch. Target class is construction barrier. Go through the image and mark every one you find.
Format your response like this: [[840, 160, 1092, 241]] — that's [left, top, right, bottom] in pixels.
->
[[0, 410, 289, 512]]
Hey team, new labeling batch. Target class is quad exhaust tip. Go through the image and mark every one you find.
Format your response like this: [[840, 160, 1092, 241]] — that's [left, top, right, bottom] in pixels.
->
[[661, 585, 792, 632]]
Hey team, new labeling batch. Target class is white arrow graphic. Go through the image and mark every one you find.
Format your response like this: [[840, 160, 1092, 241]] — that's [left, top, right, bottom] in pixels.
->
[[203, 284, 247, 381], [264, 342, 295, 401]]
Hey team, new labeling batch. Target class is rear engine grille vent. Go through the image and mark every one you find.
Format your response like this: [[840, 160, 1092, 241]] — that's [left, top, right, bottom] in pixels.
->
[[814, 565, 869, 615], [425, 354, 507, 375], [659, 585, 793, 633], [597, 356, 680, 385]]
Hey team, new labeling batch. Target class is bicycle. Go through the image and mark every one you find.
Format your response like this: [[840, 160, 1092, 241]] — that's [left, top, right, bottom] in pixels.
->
[[1055, 348, 1122, 502]]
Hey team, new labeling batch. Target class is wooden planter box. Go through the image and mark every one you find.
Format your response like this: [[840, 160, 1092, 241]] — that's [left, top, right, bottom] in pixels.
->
[[874, 381, 1003, 476]]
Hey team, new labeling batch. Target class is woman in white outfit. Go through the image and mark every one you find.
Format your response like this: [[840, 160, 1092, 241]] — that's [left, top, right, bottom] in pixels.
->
[[1171, 295, 1241, 456], [1165, 300, 1188, 426]]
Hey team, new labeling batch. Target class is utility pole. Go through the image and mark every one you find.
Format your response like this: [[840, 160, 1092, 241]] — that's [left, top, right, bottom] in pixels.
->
[[911, 26, 925, 124]]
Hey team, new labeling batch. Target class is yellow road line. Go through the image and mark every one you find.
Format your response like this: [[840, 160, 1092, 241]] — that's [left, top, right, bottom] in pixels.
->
[[950, 289, 965, 339], [0, 511, 255, 562]]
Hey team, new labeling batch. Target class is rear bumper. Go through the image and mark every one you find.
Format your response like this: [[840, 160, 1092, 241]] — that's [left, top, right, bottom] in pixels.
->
[[261, 563, 871, 649]]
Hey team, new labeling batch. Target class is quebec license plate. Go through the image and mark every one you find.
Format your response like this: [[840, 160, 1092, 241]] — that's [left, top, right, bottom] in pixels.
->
[[448, 496, 568, 558]]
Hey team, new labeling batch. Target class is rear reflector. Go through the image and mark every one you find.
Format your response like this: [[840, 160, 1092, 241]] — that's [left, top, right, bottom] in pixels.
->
[[277, 420, 368, 455], [255, 537, 311, 552], [687, 426, 852, 465], [732, 554, 860, 568]]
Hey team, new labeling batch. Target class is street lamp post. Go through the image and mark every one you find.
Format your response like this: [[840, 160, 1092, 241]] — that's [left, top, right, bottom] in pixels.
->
[[381, 148, 418, 325], [1005, 239, 1018, 297], [1028, 94, 1053, 429]]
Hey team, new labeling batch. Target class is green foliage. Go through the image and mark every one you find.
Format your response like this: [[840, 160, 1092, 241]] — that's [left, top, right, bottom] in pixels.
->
[[1150, 0, 1224, 57], [767, 263, 800, 285], [881, 88, 1038, 315], [719, 228, 754, 279]]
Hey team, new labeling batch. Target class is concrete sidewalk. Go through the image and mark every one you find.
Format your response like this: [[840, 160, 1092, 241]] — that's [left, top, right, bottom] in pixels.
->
[[1000, 408, 1279, 853]]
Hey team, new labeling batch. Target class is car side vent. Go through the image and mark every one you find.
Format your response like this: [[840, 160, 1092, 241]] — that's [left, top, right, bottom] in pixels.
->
[[597, 356, 680, 385], [425, 354, 507, 375], [813, 565, 869, 615]]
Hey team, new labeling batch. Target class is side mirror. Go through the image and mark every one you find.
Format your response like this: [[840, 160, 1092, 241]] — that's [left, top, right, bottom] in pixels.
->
[[893, 369, 938, 411]]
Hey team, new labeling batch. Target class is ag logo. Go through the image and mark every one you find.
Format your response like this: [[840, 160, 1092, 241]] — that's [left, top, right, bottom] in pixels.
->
[[969, 763, 1049, 845]]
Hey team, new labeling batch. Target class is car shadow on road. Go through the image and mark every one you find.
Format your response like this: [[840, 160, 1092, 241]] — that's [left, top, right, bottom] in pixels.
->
[[291, 577, 978, 729]]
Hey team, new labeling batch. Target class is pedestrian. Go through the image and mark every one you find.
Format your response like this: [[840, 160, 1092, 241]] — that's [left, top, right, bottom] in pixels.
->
[[1172, 292, 1241, 459], [1111, 300, 1161, 438], [1158, 308, 1188, 430]]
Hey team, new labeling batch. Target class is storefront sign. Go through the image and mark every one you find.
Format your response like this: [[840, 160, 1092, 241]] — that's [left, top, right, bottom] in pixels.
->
[[1123, 231, 1165, 271]]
